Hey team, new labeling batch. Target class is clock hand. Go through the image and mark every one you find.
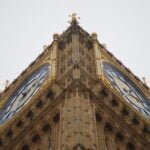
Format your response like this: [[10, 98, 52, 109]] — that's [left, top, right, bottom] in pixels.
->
[[22, 90, 29, 98], [32, 80, 42, 88], [122, 88, 132, 97], [21, 86, 32, 98], [22, 79, 42, 101], [20, 78, 40, 100], [3, 111, 15, 120], [123, 89, 140, 103], [16, 78, 36, 96]]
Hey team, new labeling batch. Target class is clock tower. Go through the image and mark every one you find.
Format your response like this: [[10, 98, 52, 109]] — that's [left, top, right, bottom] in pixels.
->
[[0, 14, 150, 150]]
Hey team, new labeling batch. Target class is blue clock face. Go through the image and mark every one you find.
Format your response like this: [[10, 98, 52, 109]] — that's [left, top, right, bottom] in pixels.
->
[[0, 64, 50, 124], [103, 63, 150, 118]]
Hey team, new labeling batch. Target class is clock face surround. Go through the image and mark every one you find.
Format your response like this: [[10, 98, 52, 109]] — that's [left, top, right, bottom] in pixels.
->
[[103, 63, 150, 118], [0, 64, 50, 124]]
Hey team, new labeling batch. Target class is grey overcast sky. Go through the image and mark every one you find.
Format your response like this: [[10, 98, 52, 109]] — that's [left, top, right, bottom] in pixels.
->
[[0, 0, 150, 90]]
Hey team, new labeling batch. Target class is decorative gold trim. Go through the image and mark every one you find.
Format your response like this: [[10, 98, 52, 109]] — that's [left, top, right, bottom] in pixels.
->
[[0, 62, 53, 128], [101, 60, 150, 122]]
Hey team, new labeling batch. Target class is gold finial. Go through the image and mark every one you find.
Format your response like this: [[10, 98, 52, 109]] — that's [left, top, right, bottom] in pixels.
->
[[43, 45, 47, 50], [142, 77, 147, 85], [91, 32, 98, 40], [68, 13, 80, 23], [4, 80, 10, 89], [142, 76, 150, 87]]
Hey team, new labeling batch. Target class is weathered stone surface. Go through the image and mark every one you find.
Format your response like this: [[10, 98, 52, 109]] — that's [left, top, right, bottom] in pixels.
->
[[0, 17, 149, 150]]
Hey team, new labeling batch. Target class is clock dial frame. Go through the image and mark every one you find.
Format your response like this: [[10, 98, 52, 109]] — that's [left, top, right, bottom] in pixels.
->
[[103, 63, 150, 118], [0, 64, 50, 124]]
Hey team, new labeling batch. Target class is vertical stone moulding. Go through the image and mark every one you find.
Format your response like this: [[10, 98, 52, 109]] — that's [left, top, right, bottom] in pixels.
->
[[52, 33, 59, 80], [72, 33, 80, 80], [91, 33, 103, 79]]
